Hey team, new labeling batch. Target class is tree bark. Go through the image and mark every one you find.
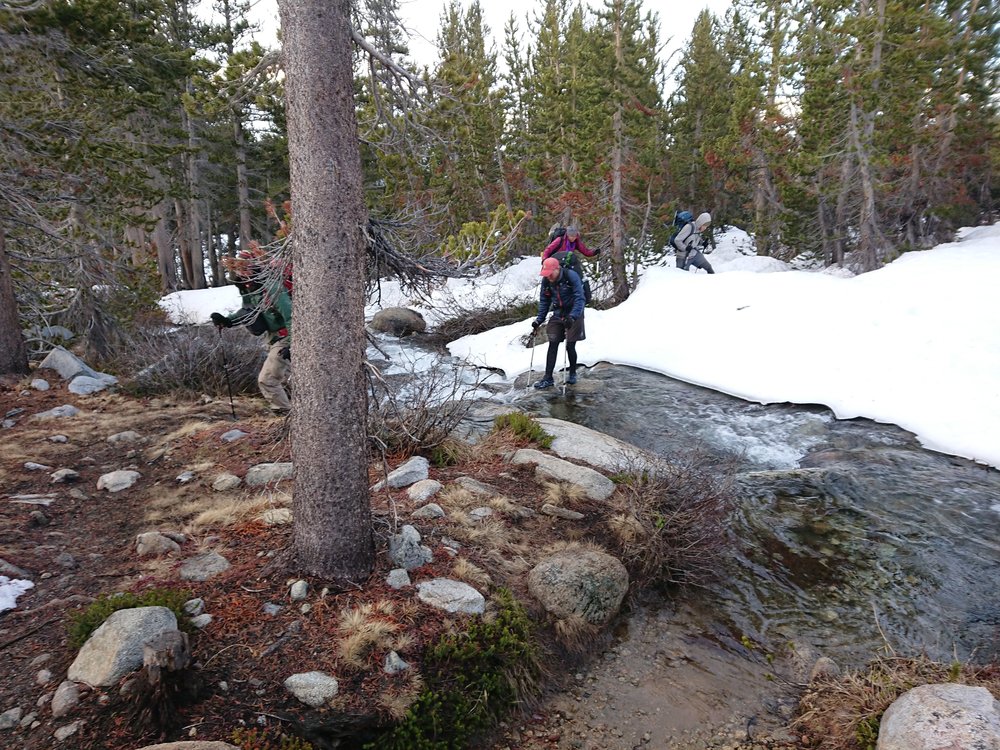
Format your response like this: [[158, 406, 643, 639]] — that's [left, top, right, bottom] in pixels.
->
[[234, 116, 253, 250], [0, 228, 29, 376], [280, 0, 374, 581]]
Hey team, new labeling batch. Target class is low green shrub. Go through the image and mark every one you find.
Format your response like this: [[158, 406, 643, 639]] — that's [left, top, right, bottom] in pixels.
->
[[372, 589, 540, 750], [492, 412, 553, 449], [67, 588, 194, 649]]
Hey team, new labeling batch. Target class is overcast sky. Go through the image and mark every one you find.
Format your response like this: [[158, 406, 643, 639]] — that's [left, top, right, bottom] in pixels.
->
[[240, 0, 734, 75]]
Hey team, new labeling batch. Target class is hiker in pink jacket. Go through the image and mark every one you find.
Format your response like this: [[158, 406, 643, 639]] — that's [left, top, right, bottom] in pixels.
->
[[542, 225, 600, 262]]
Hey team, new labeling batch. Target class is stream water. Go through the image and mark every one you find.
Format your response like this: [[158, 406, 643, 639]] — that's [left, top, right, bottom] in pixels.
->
[[519, 363, 1000, 668], [374, 337, 1000, 739]]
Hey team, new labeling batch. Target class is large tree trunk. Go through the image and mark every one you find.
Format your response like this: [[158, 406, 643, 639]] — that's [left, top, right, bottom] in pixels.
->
[[0, 228, 29, 376], [281, 0, 374, 581]]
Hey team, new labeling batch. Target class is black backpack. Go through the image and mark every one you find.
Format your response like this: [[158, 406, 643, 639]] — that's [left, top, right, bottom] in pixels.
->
[[552, 250, 592, 304], [548, 225, 567, 244], [669, 210, 694, 246]]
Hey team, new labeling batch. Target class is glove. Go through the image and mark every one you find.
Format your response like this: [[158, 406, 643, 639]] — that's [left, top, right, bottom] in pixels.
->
[[280, 347, 291, 361], [564, 316, 575, 327], [531, 320, 541, 331], [210, 312, 231, 328]]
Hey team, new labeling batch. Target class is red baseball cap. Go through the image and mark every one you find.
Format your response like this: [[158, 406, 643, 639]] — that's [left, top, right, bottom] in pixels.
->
[[540, 257, 560, 275]]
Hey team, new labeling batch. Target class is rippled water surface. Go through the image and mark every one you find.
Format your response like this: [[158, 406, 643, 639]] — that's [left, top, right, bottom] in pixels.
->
[[517, 363, 1000, 666]]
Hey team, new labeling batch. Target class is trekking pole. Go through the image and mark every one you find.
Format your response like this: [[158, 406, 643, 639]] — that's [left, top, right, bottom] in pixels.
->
[[526, 339, 535, 389], [217, 328, 237, 420], [561, 344, 568, 396]]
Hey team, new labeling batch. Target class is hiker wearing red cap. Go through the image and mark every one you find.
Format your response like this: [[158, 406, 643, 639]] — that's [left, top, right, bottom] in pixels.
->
[[530, 256, 586, 389]]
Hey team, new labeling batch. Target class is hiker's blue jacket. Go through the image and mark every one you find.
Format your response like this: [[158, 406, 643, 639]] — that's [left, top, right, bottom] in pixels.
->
[[536, 268, 585, 323]]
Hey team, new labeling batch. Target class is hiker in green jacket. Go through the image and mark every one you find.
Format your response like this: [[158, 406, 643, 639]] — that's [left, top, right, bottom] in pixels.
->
[[211, 252, 292, 414]]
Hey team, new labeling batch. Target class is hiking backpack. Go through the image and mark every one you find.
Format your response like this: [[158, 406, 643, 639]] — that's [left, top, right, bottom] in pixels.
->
[[552, 250, 592, 304], [668, 210, 694, 247], [548, 224, 567, 244]]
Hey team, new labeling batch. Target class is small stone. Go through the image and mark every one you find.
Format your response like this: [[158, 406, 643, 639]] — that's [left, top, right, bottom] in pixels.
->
[[412, 503, 445, 519], [29, 510, 50, 527], [19, 711, 37, 728], [35, 669, 52, 685], [0, 707, 23, 729], [289, 580, 308, 602], [53, 721, 80, 741], [386, 569, 411, 589], [135, 531, 181, 557], [55, 552, 77, 569], [48, 435, 68, 443], [50, 468, 80, 484], [183, 598, 205, 616], [96, 470, 141, 493], [218, 681, 229, 692], [300, 603, 312, 614], [220, 429, 248, 443], [179, 551, 230, 581], [24, 462, 53, 472], [469, 506, 493, 521], [384, 651, 410, 674], [283, 671, 339, 707], [30, 379, 50, 391], [407, 479, 443, 503], [541, 503, 585, 521], [51, 681, 79, 718], [176, 471, 195, 483], [212, 473, 241, 492], [262, 603, 282, 616], [189, 613, 213, 629], [68, 488, 88, 501], [106, 430, 141, 445]]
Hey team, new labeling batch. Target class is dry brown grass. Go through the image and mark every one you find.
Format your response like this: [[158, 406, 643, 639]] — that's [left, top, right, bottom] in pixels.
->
[[436, 484, 477, 510], [451, 557, 492, 589], [377, 671, 426, 720], [604, 451, 737, 588], [541, 480, 586, 506], [554, 614, 601, 653], [793, 655, 1000, 749], [338, 602, 402, 670]]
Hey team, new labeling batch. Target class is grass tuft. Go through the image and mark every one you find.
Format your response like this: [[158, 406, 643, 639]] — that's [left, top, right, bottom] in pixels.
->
[[491, 412, 553, 449]]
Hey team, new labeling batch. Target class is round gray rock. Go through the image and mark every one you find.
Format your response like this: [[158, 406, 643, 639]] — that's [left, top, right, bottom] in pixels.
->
[[416, 578, 486, 615], [283, 671, 339, 707], [528, 547, 629, 625], [369, 307, 427, 336], [877, 683, 1000, 750], [96, 470, 141, 493], [179, 552, 230, 581]]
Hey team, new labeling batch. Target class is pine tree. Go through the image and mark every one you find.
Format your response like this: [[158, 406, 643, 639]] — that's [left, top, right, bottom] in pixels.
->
[[280, 0, 375, 580]]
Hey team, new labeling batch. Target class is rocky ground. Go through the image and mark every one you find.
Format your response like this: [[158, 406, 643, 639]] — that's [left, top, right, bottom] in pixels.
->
[[0, 362, 806, 750]]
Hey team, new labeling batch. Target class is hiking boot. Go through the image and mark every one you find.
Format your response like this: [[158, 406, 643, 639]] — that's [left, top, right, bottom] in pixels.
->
[[533, 376, 555, 390], [566, 371, 577, 385]]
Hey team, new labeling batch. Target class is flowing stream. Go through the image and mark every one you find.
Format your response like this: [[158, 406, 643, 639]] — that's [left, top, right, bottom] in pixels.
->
[[519, 363, 1000, 665], [376, 337, 1000, 738]]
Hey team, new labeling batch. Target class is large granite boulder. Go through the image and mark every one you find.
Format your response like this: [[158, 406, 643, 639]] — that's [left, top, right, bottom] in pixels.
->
[[511, 449, 616, 502], [877, 683, 1000, 750], [67, 607, 178, 686], [528, 547, 629, 625], [369, 307, 426, 337]]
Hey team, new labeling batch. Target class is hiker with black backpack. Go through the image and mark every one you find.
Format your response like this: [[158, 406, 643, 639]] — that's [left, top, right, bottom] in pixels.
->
[[542, 225, 599, 303], [672, 211, 715, 274], [530, 256, 587, 389], [210, 250, 293, 414]]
